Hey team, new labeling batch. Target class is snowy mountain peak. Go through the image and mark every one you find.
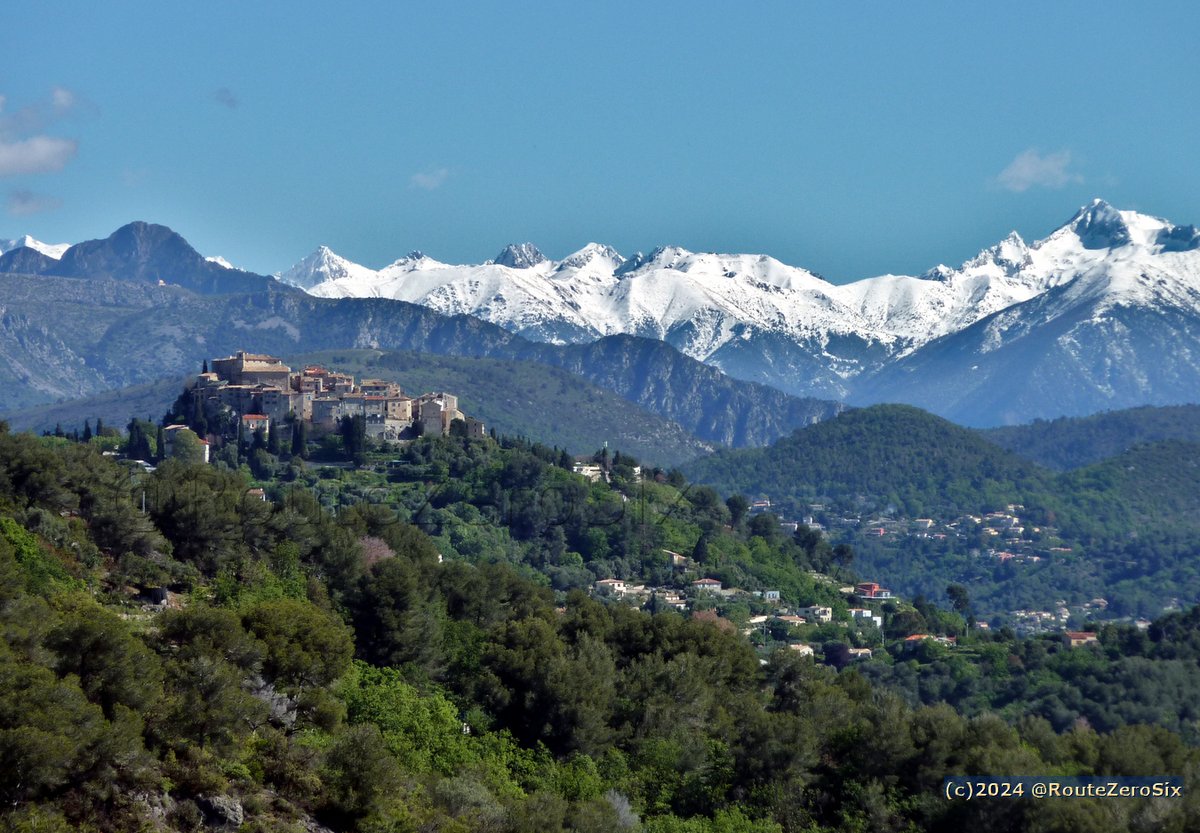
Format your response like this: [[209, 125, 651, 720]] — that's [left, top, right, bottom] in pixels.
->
[[278, 246, 374, 290], [493, 243, 546, 269], [961, 230, 1032, 276], [1066, 199, 1132, 249], [0, 235, 71, 259], [557, 242, 624, 271], [205, 255, 235, 270], [644, 246, 694, 270]]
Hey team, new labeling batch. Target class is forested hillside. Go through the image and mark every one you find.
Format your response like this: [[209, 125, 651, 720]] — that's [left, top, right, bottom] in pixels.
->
[[4, 425, 1199, 831], [682, 405, 1043, 519], [983, 404, 1200, 470]]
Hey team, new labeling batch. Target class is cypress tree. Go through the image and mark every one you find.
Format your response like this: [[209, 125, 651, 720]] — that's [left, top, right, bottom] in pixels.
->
[[82, 420, 92, 442]]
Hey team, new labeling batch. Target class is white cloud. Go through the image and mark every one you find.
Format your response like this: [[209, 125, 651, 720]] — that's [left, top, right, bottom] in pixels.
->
[[0, 88, 83, 177], [0, 135, 78, 176], [51, 86, 76, 113], [996, 149, 1083, 193], [7, 189, 62, 215], [410, 167, 450, 191]]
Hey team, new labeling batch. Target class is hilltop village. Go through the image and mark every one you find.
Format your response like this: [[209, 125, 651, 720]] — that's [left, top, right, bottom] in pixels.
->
[[170, 350, 485, 456]]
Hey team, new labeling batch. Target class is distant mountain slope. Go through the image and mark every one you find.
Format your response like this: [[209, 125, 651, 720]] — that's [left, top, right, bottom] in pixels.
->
[[681, 404, 1044, 518], [0, 221, 272, 295], [0, 375, 188, 435], [514, 335, 844, 447], [0, 224, 842, 448], [982, 405, 1200, 470]]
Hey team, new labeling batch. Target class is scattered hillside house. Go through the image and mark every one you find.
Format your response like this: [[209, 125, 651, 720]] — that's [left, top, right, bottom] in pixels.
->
[[903, 634, 957, 650], [692, 578, 723, 593], [1064, 631, 1099, 648], [846, 647, 873, 661], [573, 463, 606, 482], [245, 488, 266, 502], [797, 605, 833, 623], [848, 608, 883, 629], [662, 550, 692, 569], [775, 615, 808, 626], [655, 590, 687, 610], [788, 644, 814, 656], [594, 578, 628, 595], [855, 581, 893, 600]]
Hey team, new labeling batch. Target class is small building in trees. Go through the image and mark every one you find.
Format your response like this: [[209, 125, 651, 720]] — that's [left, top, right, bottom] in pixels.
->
[[241, 414, 271, 436]]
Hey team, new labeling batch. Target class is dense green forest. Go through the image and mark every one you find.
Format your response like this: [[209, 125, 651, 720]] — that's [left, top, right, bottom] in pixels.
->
[[983, 405, 1200, 470], [3, 424, 1200, 831]]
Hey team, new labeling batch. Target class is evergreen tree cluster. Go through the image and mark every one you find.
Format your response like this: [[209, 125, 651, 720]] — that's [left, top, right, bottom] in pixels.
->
[[2, 425, 1199, 831]]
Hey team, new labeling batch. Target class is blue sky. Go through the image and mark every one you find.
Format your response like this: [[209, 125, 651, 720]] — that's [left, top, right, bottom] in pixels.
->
[[3, 2, 1198, 281]]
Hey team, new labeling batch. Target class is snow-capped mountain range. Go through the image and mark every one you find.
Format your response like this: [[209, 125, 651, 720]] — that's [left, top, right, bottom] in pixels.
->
[[274, 200, 1200, 414], [10, 201, 1195, 426]]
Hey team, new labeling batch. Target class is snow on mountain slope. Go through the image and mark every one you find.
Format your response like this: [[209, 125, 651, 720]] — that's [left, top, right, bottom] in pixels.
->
[[0, 235, 71, 259], [276, 200, 1200, 399], [277, 245, 379, 291], [852, 201, 1200, 425]]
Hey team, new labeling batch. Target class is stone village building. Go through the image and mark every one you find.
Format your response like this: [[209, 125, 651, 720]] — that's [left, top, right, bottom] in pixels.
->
[[190, 351, 485, 443]]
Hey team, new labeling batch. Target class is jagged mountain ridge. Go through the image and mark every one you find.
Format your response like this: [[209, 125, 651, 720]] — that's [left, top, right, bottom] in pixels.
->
[[278, 201, 1200, 420]]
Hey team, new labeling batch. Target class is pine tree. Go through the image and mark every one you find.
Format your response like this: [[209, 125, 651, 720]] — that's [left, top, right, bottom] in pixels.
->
[[291, 421, 306, 458]]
